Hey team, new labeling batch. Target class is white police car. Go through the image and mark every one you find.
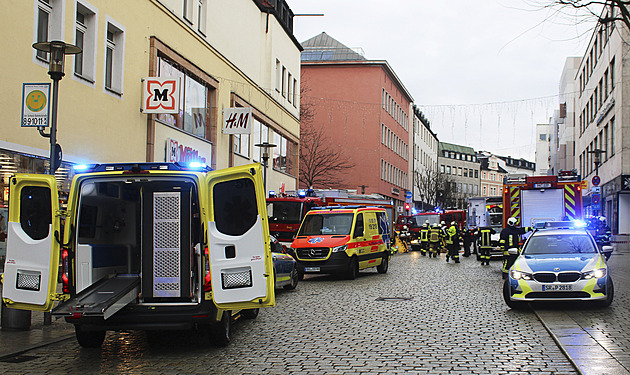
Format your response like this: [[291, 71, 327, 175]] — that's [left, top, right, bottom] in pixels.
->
[[503, 227, 614, 309]]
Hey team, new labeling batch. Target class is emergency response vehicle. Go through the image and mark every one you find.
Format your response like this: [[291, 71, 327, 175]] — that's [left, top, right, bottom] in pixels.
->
[[267, 189, 394, 243], [1, 162, 275, 348], [502, 170, 583, 228], [467, 196, 503, 259], [290, 206, 390, 280]]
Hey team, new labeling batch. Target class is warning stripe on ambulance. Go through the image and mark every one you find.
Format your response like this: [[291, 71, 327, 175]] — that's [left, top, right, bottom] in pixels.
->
[[564, 184, 578, 219], [510, 187, 520, 224]]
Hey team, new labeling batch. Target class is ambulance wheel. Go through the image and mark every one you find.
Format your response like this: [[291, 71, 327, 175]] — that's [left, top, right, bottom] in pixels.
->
[[376, 254, 389, 274], [212, 310, 232, 347], [74, 325, 106, 348], [284, 268, 299, 290], [346, 257, 359, 280], [502, 280, 527, 311], [241, 308, 259, 319]]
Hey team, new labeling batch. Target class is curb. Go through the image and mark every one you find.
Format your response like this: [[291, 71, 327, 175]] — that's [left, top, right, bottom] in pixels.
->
[[533, 308, 585, 375]]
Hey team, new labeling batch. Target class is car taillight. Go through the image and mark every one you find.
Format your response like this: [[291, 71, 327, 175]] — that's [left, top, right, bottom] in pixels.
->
[[204, 246, 212, 292], [61, 248, 70, 293]]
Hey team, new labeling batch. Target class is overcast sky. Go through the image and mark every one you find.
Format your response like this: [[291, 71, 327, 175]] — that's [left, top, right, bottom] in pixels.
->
[[289, 0, 597, 161]]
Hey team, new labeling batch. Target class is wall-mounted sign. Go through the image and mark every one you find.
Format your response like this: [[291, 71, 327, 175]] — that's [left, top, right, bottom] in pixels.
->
[[167, 138, 207, 164], [142, 77, 180, 114], [222, 107, 252, 134], [21, 83, 50, 127]]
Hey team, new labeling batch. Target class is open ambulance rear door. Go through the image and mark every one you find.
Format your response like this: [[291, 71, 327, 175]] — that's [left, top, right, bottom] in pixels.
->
[[206, 164, 275, 310], [2, 174, 61, 312]]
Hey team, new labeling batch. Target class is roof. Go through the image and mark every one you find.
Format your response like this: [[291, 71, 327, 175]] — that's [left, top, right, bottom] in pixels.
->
[[438, 142, 475, 155], [301, 32, 366, 62]]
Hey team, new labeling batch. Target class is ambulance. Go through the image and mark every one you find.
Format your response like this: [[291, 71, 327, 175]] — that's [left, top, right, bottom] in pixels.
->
[[290, 206, 390, 280], [1, 162, 275, 348]]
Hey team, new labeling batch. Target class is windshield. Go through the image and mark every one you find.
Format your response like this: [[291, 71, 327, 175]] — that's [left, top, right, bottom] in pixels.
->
[[411, 214, 440, 227], [267, 201, 303, 224], [298, 213, 354, 236], [522, 234, 597, 255]]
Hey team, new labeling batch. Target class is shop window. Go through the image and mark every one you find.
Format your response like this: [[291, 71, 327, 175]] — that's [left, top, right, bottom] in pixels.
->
[[157, 56, 212, 140], [234, 133, 250, 158], [213, 178, 257, 236]]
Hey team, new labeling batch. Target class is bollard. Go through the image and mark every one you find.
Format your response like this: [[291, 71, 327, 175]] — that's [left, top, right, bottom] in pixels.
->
[[1, 300, 31, 331]]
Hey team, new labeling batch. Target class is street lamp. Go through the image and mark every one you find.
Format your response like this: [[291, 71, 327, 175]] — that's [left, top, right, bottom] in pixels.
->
[[32, 40, 82, 175], [587, 148, 606, 216], [254, 142, 276, 192]]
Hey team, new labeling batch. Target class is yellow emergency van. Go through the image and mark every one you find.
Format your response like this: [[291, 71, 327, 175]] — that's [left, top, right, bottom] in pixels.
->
[[290, 206, 391, 279], [1, 162, 274, 348]]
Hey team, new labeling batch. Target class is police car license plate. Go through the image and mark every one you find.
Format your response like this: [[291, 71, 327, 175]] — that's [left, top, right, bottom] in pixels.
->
[[305, 267, 320, 272], [542, 284, 572, 291]]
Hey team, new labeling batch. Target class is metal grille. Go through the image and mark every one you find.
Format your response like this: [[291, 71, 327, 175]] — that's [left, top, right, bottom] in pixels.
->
[[153, 192, 181, 298], [297, 247, 330, 259], [526, 291, 590, 299], [557, 272, 581, 282], [16, 270, 41, 291], [221, 269, 252, 289], [533, 272, 556, 283]]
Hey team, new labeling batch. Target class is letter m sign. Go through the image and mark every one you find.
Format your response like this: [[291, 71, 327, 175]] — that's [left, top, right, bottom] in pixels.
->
[[142, 77, 180, 114]]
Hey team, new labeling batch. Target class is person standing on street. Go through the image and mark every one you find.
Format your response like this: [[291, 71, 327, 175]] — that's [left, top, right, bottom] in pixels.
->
[[429, 223, 442, 258], [478, 226, 496, 265], [462, 227, 472, 257], [420, 220, 430, 256], [499, 217, 532, 278], [445, 221, 460, 263]]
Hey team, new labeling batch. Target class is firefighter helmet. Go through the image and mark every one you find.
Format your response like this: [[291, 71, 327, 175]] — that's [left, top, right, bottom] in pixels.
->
[[507, 217, 518, 227]]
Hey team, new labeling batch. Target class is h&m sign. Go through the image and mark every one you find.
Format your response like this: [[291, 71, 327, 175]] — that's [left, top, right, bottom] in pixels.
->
[[142, 77, 180, 114], [222, 107, 252, 134]]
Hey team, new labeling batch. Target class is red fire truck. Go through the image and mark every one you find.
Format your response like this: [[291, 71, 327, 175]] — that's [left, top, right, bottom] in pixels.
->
[[502, 170, 583, 227], [267, 190, 394, 243]]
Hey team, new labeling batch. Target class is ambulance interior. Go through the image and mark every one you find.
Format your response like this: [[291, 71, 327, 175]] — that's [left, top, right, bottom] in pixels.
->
[[71, 177, 201, 311]]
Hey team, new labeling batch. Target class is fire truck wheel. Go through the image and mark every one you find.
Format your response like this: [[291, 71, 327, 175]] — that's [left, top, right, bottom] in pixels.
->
[[241, 308, 259, 319], [283, 268, 299, 290], [376, 254, 389, 274], [346, 257, 359, 280], [212, 310, 232, 347], [74, 325, 106, 348]]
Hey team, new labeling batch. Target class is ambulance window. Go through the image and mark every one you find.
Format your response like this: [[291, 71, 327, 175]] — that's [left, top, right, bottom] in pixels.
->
[[353, 214, 364, 237], [376, 212, 388, 234], [20, 186, 52, 241], [213, 178, 257, 236]]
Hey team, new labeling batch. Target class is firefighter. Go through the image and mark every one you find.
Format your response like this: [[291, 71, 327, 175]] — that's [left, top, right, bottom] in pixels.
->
[[461, 227, 473, 257], [478, 226, 496, 265], [499, 217, 532, 278], [419, 220, 430, 256], [429, 223, 442, 258], [445, 221, 460, 263]]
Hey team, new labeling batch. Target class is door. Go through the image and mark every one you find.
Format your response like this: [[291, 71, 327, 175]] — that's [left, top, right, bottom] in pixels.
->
[[205, 164, 274, 309], [2, 174, 60, 311]]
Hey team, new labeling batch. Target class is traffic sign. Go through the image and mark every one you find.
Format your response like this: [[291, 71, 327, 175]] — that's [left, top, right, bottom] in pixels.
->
[[592, 175, 600, 186], [21, 83, 50, 127], [592, 193, 600, 205], [405, 191, 412, 199]]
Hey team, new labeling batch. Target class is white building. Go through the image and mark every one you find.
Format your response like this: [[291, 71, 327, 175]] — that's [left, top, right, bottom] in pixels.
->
[[556, 57, 581, 173], [535, 123, 551, 175], [574, 8, 630, 234], [411, 106, 438, 211]]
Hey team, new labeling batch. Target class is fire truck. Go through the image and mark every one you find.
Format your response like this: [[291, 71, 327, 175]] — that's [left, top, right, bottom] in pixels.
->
[[502, 170, 583, 228], [267, 189, 394, 243]]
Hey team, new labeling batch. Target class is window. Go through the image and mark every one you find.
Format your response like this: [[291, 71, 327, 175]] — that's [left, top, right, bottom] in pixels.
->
[[233, 133, 249, 158], [157, 56, 212, 140], [292, 78, 297, 107], [610, 117, 615, 156], [446, 166, 451, 174], [474, 170, 478, 179], [213, 178, 257, 236], [104, 19, 125, 95], [197, 0, 207, 34], [287, 72, 293, 103], [252, 119, 269, 163], [35, 0, 63, 62], [183, 0, 193, 22], [463, 169, 468, 177], [74, 1, 97, 83], [483, 186, 487, 195], [458, 167, 462, 176], [539, 134, 547, 141], [275, 59, 281, 92], [281, 66, 286, 97], [20, 186, 52, 241]]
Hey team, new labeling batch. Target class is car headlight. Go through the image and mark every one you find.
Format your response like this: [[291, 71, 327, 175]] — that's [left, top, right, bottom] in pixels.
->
[[510, 269, 533, 280], [582, 268, 607, 279], [332, 245, 347, 253]]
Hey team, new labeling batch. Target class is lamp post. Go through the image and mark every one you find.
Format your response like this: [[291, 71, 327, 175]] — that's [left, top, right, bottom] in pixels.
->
[[587, 148, 606, 216], [254, 142, 276, 192], [32, 41, 82, 175]]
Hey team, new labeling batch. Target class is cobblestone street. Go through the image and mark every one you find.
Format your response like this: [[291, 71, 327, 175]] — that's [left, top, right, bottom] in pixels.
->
[[7, 248, 620, 374]]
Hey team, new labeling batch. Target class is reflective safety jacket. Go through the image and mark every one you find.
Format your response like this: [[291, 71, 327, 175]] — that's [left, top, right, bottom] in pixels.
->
[[479, 227, 496, 247], [445, 225, 458, 245], [429, 227, 442, 243], [499, 226, 532, 253], [420, 226, 429, 242]]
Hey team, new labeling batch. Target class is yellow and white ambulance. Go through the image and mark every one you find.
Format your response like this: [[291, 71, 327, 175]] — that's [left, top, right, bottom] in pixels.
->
[[1, 162, 274, 347]]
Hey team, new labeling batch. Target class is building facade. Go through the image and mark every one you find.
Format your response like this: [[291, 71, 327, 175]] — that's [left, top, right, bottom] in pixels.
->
[[300, 32, 413, 214], [477, 152, 507, 197], [411, 106, 438, 211], [0, 0, 301, 264], [497, 155, 536, 176], [535, 123, 551, 175], [574, 8, 630, 234], [438, 142, 479, 209]]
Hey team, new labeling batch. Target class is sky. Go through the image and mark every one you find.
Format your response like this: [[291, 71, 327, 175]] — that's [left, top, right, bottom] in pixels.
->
[[289, 0, 599, 161]]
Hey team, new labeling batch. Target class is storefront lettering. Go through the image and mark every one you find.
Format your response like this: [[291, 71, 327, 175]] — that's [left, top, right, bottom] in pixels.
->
[[167, 138, 207, 164]]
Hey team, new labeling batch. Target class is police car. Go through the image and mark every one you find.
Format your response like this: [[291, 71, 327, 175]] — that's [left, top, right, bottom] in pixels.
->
[[503, 224, 614, 309]]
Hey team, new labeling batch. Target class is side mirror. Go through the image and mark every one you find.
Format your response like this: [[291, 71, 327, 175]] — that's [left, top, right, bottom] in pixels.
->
[[602, 245, 613, 260], [507, 248, 519, 256]]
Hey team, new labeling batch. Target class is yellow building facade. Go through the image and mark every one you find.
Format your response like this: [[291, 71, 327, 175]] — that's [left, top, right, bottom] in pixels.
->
[[0, 0, 301, 263]]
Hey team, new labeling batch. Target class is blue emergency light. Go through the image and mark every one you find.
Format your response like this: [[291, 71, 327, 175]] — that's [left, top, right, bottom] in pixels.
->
[[269, 191, 276, 197], [298, 190, 306, 198]]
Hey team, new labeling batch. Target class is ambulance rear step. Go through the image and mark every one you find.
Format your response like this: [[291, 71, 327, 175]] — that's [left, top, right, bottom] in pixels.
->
[[53, 274, 140, 320]]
